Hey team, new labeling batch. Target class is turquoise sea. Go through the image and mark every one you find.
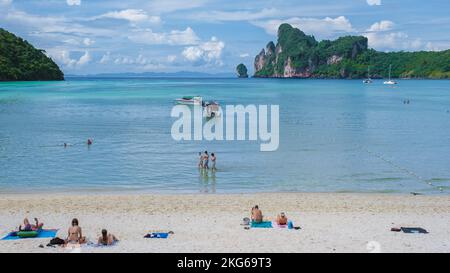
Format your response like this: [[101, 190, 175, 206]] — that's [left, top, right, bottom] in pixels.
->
[[0, 78, 449, 194]]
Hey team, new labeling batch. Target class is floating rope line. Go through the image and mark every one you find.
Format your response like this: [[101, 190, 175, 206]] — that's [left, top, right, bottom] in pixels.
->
[[357, 145, 443, 193]]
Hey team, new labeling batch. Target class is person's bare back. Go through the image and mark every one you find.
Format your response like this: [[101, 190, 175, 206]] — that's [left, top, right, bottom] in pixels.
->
[[251, 206, 263, 223]]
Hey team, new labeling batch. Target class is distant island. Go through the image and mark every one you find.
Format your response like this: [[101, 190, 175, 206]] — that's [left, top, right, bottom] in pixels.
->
[[0, 28, 64, 81], [253, 23, 450, 79], [236, 63, 249, 78], [67, 71, 235, 78]]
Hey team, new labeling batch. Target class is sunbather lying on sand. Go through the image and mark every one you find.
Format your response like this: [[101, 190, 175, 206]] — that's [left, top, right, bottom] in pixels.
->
[[276, 212, 288, 225], [66, 218, 86, 244], [251, 205, 263, 223], [98, 229, 118, 246], [19, 218, 43, 231]]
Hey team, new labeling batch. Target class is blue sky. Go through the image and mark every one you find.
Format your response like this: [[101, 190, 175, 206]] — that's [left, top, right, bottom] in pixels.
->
[[1, 0, 449, 75]]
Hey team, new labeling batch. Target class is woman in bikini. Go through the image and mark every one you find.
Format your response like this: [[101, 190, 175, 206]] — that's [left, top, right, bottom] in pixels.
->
[[66, 218, 86, 244]]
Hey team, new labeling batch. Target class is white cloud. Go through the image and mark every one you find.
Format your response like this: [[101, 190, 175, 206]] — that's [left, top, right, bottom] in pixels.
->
[[252, 16, 354, 39], [239, 53, 250, 58], [167, 55, 177, 63], [83, 38, 94, 46], [367, 0, 381, 6], [77, 51, 91, 66], [365, 31, 424, 51], [190, 8, 277, 22], [0, 0, 12, 6], [363, 20, 438, 51], [99, 52, 111, 64], [48, 49, 91, 68], [94, 9, 160, 23], [100, 53, 158, 67], [146, 0, 207, 14], [182, 36, 225, 64], [128, 27, 199, 45], [367, 20, 394, 32], [5, 10, 114, 37], [62, 37, 94, 47], [66, 0, 81, 6]]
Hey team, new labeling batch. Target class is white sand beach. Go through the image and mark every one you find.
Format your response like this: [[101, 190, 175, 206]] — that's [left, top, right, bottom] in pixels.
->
[[0, 193, 449, 253]]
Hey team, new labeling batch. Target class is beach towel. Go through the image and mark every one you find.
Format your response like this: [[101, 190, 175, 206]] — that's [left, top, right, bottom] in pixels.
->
[[2, 229, 58, 240], [144, 232, 170, 239], [251, 221, 273, 228]]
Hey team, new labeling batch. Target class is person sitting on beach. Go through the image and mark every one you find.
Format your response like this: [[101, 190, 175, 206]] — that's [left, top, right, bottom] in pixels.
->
[[251, 205, 263, 223], [211, 153, 216, 170], [98, 229, 118, 246], [276, 212, 288, 225], [19, 218, 43, 231], [203, 151, 209, 169], [66, 218, 86, 244], [198, 152, 204, 168]]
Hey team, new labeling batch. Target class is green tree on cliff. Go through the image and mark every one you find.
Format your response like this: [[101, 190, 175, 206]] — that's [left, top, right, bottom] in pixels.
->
[[0, 28, 64, 81]]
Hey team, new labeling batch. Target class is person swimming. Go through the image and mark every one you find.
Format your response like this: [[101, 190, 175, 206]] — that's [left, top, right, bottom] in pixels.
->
[[211, 153, 216, 170], [66, 218, 86, 244], [98, 229, 118, 246], [276, 212, 288, 225], [19, 218, 43, 231], [203, 151, 209, 169], [87, 139, 93, 146], [251, 205, 263, 223]]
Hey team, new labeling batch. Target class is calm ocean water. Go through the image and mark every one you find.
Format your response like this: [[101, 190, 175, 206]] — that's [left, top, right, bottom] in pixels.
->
[[0, 78, 449, 194]]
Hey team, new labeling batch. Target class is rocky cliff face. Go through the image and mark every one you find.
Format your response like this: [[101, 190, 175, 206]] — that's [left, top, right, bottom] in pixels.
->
[[253, 23, 368, 78]]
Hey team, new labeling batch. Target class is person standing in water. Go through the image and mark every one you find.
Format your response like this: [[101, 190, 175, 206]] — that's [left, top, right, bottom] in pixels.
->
[[211, 153, 216, 170], [203, 151, 209, 169], [87, 138, 93, 146], [198, 152, 204, 168]]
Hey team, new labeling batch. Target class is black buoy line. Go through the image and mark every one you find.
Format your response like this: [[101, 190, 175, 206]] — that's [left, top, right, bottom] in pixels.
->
[[357, 145, 444, 193]]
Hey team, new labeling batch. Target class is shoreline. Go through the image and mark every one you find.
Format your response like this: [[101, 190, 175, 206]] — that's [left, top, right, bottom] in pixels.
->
[[0, 189, 446, 196], [1, 192, 449, 253]]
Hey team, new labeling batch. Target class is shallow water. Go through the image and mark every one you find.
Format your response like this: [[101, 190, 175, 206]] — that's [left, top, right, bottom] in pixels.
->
[[0, 78, 449, 194]]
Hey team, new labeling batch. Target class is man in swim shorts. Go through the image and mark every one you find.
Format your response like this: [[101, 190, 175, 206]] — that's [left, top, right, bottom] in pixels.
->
[[98, 229, 118, 246]]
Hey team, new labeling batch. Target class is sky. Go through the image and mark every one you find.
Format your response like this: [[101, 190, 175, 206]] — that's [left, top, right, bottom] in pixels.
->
[[1, 0, 449, 75]]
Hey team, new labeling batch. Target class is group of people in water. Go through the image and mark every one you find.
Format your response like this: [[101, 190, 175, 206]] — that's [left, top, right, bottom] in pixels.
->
[[198, 151, 216, 170], [18, 217, 118, 246], [251, 205, 289, 225]]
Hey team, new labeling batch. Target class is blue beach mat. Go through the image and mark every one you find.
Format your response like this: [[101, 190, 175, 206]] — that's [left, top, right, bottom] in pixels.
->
[[251, 221, 273, 228], [144, 232, 169, 239], [2, 229, 58, 240]]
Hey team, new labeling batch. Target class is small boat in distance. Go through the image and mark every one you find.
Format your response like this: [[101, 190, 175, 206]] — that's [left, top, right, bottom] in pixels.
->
[[363, 66, 373, 84], [175, 96, 202, 105], [383, 64, 397, 85]]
